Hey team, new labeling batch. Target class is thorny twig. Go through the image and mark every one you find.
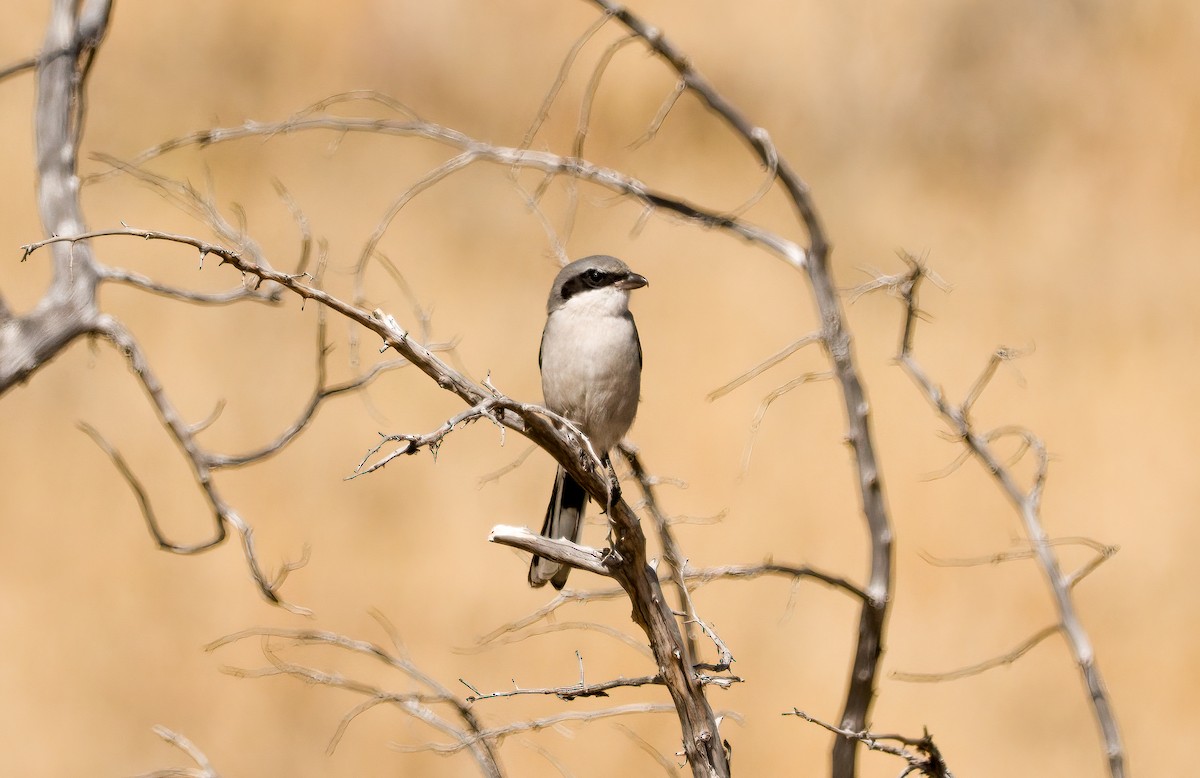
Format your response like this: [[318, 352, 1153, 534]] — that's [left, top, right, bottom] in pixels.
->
[[786, 710, 953, 778]]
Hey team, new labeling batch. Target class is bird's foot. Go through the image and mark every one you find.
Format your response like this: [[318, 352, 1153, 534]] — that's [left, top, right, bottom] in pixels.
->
[[607, 475, 622, 509], [577, 445, 594, 473], [603, 457, 621, 510]]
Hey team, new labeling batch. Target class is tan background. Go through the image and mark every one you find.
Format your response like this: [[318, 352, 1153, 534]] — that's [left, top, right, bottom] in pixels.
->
[[1, 1, 1193, 775]]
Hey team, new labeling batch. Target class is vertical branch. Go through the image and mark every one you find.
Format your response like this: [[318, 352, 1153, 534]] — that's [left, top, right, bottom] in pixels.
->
[[808, 269, 892, 778], [0, 0, 113, 393], [590, 4, 892, 774], [35, 0, 110, 292]]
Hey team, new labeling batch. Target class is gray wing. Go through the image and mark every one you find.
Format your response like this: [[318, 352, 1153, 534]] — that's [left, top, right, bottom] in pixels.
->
[[626, 311, 642, 369]]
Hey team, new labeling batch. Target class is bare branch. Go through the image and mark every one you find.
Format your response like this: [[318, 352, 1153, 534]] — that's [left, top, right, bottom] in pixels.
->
[[83, 315, 310, 612], [272, 178, 314, 276], [518, 741, 572, 777], [16, 4, 898, 771], [514, 183, 570, 266], [612, 722, 682, 776], [1064, 542, 1119, 589], [100, 265, 277, 306], [0, 54, 40, 83], [460, 620, 654, 658], [464, 560, 867, 663], [77, 421, 169, 547], [464, 587, 629, 652], [477, 444, 538, 487], [135, 726, 220, 778], [464, 671, 663, 703], [4, 2, 331, 616], [684, 562, 868, 602], [0, 0, 112, 395], [629, 79, 687, 151], [209, 626, 503, 777], [92, 156, 280, 274], [620, 443, 700, 664], [722, 125, 779, 220], [785, 710, 954, 778], [559, 13, 907, 754], [212, 308, 421, 469], [916, 448, 972, 482], [521, 11, 614, 150], [919, 536, 1117, 571], [390, 704, 678, 756], [687, 614, 734, 674], [23, 225, 246, 264], [352, 151, 477, 303], [892, 625, 1059, 683], [7, 8, 917, 776], [707, 332, 822, 401], [489, 525, 613, 580], [86, 319, 226, 555], [372, 252, 435, 343], [961, 346, 1031, 416], [739, 371, 833, 474], [574, 34, 637, 161], [295, 89, 423, 120], [89, 116, 806, 269], [887, 250, 1125, 776], [667, 509, 727, 527], [352, 397, 506, 477]]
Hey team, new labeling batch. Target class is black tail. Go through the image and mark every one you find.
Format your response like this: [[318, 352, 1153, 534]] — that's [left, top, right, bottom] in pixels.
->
[[528, 466, 589, 589]]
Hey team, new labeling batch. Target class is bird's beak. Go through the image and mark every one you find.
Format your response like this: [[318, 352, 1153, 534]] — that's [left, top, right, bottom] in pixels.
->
[[616, 272, 649, 290]]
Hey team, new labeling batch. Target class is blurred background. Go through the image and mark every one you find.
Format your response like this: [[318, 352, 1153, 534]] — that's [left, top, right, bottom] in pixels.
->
[[1, 1, 1194, 775]]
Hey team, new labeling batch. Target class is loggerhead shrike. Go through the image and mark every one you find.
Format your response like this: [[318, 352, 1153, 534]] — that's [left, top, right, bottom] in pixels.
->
[[528, 255, 648, 589]]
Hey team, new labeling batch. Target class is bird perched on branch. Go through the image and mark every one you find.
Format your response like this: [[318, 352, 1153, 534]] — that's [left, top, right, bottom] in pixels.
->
[[528, 255, 648, 589]]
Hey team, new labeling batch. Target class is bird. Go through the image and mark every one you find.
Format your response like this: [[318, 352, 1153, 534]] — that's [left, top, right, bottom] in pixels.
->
[[528, 255, 648, 589]]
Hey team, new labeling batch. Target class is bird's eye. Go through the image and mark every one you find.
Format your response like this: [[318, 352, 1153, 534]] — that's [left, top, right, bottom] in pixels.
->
[[583, 268, 604, 286]]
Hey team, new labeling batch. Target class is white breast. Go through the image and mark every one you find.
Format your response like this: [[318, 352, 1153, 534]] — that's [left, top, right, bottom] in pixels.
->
[[540, 286, 641, 454]]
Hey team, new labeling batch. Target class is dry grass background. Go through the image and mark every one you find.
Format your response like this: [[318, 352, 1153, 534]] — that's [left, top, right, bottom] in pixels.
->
[[1, 1, 1195, 775]]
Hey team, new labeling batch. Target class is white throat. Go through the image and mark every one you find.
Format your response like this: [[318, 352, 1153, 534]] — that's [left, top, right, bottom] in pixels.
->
[[555, 286, 631, 319]]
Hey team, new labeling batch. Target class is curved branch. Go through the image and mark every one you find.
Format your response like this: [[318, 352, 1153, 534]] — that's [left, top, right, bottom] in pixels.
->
[[91, 117, 806, 270], [100, 265, 279, 306], [892, 625, 1059, 683], [137, 725, 220, 778], [87, 315, 309, 613], [587, 5, 894, 772]]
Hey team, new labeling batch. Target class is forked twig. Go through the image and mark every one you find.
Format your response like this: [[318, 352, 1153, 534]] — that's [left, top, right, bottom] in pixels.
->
[[875, 251, 1124, 777]]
